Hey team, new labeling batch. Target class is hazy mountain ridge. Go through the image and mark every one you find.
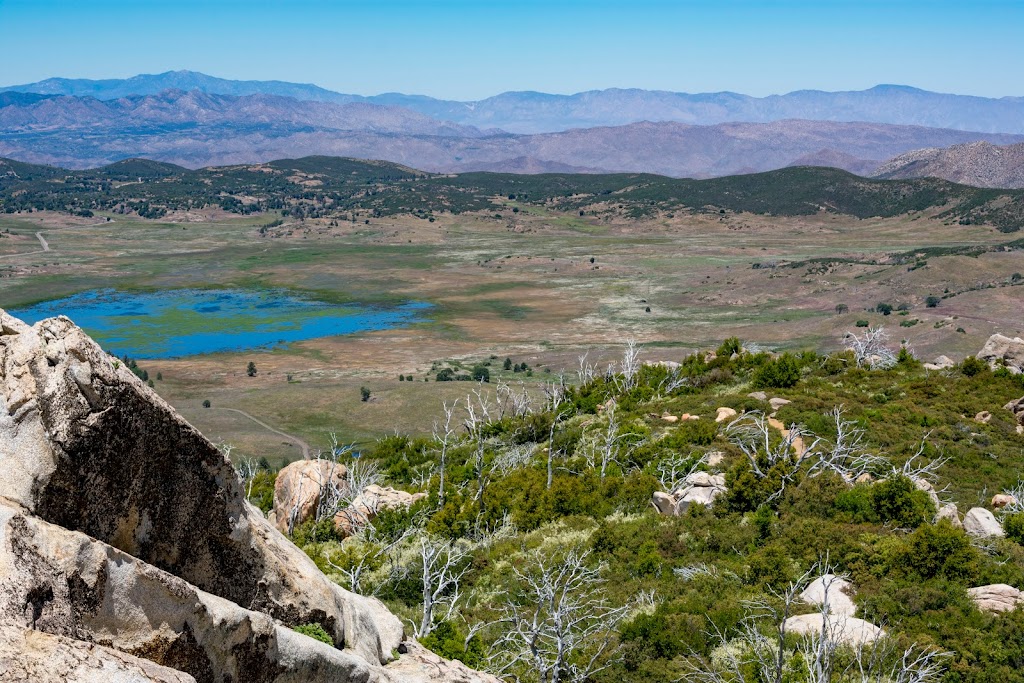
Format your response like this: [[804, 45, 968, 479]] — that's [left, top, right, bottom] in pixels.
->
[[2, 93, 1021, 178], [4, 71, 1023, 133], [0, 89, 487, 138], [873, 141, 1024, 189]]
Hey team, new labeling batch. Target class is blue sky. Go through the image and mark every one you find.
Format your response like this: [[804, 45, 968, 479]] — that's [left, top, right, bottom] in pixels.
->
[[0, 0, 1020, 99]]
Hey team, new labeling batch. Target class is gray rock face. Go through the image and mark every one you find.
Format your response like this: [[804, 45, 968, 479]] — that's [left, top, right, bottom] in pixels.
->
[[800, 574, 857, 618], [652, 471, 727, 515], [967, 584, 1024, 613], [936, 503, 962, 529], [1005, 396, 1024, 426], [963, 507, 1005, 538], [783, 614, 884, 647], [978, 334, 1024, 374], [0, 622, 197, 683], [0, 502, 375, 683], [0, 309, 497, 683]]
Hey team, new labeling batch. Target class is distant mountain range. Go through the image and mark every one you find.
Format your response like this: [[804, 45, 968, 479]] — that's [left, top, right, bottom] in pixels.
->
[[3, 72, 1024, 185], [873, 141, 1024, 189], [3, 70, 1023, 134], [2, 88, 1022, 175]]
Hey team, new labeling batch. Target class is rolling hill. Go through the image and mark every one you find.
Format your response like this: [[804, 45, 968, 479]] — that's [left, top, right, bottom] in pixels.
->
[[874, 141, 1024, 189]]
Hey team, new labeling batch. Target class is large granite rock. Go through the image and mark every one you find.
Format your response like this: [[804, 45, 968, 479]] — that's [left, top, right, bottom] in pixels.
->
[[0, 622, 197, 683], [963, 507, 1005, 538], [967, 584, 1024, 613], [651, 471, 727, 515], [334, 485, 428, 539], [272, 459, 349, 534], [783, 614, 884, 647], [978, 334, 1024, 374], [800, 574, 857, 618], [0, 310, 497, 683]]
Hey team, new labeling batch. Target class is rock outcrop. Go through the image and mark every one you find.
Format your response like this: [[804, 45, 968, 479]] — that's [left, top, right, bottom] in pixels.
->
[[922, 355, 955, 371], [936, 503, 962, 528], [0, 310, 496, 683], [783, 614, 884, 647], [963, 507, 1005, 538], [800, 574, 857, 618], [1005, 396, 1024, 426], [271, 459, 349, 534], [967, 584, 1024, 613], [334, 485, 427, 538], [652, 471, 727, 515], [978, 334, 1024, 374], [992, 493, 1019, 509], [0, 622, 197, 683], [715, 407, 737, 423]]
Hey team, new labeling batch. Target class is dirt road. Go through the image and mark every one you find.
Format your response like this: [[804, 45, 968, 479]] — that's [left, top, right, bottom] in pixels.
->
[[218, 407, 312, 459]]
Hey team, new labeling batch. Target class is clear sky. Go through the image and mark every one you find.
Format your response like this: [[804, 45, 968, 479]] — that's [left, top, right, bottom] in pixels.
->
[[0, 0, 1020, 100]]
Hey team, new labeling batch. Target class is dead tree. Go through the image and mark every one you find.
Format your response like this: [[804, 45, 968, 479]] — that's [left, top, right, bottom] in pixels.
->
[[433, 399, 460, 506], [413, 534, 473, 639], [725, 412, 822, 504], [614, 339, 642, 392], [234, 454, 260, 500], [489, 547, 631, 683], [581, 401, 639, 480], [844, 326, 897, 370]]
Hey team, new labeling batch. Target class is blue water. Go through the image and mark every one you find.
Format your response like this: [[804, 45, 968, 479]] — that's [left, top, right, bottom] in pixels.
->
[[9, 289, 430, 359]]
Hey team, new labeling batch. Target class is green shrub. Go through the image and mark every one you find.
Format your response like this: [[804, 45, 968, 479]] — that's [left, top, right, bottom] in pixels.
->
[[835, 485, 877, 523], [751, 353, 801, 389], [960, 356, 988, 377], [420, 620, 483, 668], [293, 622, 334, 646], [855, 320, 869, 327], [717, 337, 742, 358], [1005, 513, 1024, 546], [898, 520, 980, 582], [870, 475, 935, 528]]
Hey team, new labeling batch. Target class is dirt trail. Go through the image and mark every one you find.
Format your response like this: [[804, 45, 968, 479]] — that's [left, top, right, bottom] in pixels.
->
[[218, 407, 311, 459], [35, 232, 49, 251]]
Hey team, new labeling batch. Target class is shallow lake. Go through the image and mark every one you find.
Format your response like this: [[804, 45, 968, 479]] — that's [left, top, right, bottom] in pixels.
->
[[9, 289, 430, 359]]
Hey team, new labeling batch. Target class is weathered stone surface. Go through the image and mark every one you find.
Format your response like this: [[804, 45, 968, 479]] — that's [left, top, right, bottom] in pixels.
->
[[272, 459, 348, 534], [385, 641, 498, 683], [967, 584, 1024, 613], [747, 391, 768, 401], [936, 503, 962, 528], [0, 622, 197, 683], [978, 334, 1024, 373], [673, 472, 726, 513], [912, 478, 942, 510], [335, 485, 428, 538], [800, 574, 857, 618], [0, 311, 401, 664], [0, 502, 377, 683], [784, 614, 884, 647], [715, 407, 738, 423], [651, 491, 676, 515], [963, 507, 1005, 537], [0, 309, 497, 683], [974, 410, 992, 424], [652, 471, 727, 516], [992, 493, 1020, 509], [1005, 396, 1024, 425], [769, 397, 792, 411]]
